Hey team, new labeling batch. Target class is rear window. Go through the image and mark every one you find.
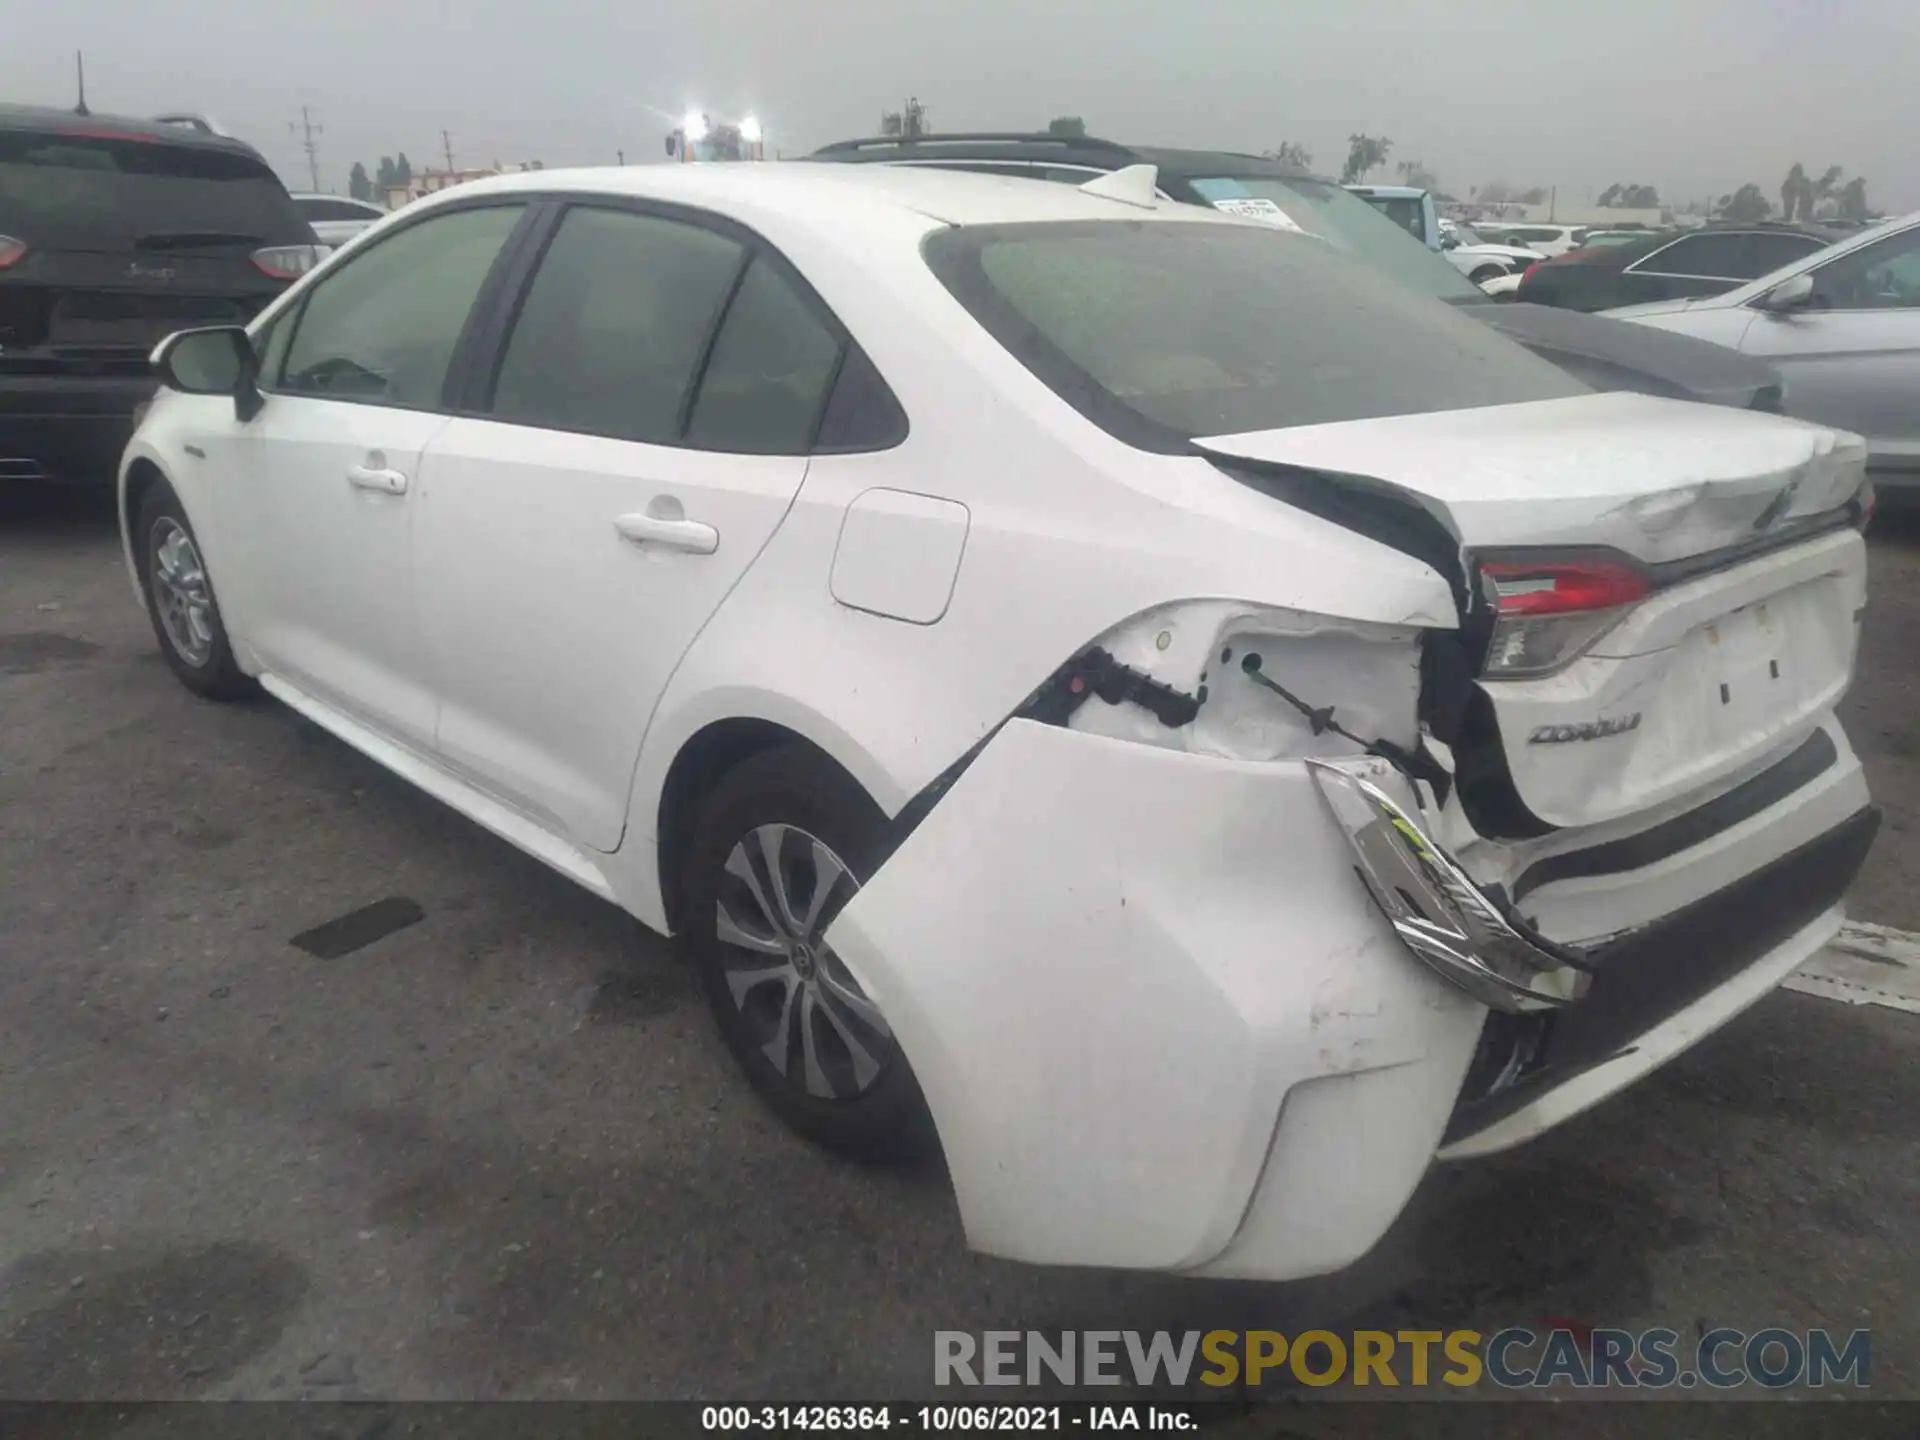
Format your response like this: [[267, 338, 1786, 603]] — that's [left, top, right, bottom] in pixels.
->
[[0, 129, 310, 248], [923, 220, 1588, 452], [1356, 194, 1428, 242]]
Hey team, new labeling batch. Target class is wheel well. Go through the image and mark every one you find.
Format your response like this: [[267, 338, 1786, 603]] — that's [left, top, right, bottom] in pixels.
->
[[656, 719, 860, 933], [1470, 265, 1506, 283], [123, 458, 165, 557]]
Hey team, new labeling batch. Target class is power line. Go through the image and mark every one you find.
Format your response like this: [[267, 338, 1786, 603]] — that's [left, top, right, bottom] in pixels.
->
[[290, 106, 323, 191]]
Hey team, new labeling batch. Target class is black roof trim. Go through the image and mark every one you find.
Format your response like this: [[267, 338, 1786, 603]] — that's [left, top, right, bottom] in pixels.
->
[[815, 132, 1138, 155]]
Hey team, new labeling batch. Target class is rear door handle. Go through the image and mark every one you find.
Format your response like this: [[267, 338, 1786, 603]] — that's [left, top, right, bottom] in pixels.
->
[[614, 513, 718, 554], [347, 463, 408, 495]]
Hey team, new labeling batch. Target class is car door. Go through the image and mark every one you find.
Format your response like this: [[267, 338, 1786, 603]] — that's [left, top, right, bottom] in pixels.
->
[[413, 200, 844, 850], [1620, 231, 1752, 303], [1739, 222, 1920, 471], [214, 200, 529, 749]]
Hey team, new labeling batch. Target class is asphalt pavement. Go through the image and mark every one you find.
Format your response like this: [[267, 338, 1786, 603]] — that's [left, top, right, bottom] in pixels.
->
[[1, 481, 1915, 1427]]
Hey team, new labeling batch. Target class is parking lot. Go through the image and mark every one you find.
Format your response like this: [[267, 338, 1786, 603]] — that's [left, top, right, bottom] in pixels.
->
[[2, 480, 1918, 1418]]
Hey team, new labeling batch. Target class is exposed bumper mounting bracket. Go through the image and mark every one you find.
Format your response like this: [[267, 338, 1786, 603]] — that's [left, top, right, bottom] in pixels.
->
[[1308, 757, 1593, 1013]]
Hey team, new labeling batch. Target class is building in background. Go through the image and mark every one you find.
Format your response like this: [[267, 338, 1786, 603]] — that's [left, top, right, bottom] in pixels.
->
[[382, 161, 543, 210]]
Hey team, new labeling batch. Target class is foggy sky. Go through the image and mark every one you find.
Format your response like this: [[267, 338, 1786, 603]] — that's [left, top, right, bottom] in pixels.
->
[[7, 0, 1916, 213]]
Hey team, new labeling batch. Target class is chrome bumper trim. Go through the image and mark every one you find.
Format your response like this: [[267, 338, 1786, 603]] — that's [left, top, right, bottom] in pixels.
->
[[1307, 757, 1592, 1014]]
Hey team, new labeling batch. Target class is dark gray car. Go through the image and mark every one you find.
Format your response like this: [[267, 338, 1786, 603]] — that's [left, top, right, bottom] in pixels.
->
[[810, 136, 1786, 413]]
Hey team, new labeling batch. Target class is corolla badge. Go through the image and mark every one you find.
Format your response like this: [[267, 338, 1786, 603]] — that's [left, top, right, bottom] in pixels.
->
[[1529, 713, 1643, 744]]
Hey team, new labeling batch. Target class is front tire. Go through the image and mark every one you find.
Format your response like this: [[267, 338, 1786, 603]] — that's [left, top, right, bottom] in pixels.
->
[[134, 479, 255, 701], [682, 743, 930, 1157], [1470, 264, 1507, 285]]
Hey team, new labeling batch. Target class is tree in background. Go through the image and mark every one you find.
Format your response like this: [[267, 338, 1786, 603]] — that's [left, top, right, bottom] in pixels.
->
[[1519, 186, 1548, 205], [1813, 165, 1845, 216], [1395, 158, 1439, 191], [1780, 163, 1809, 222], [1047, 116, 1086, 137], [375, 156, 396, 189], [1838, 176, 1871, 222], [348, 162, 373, 202], [1266, 141, 1312, 169], [1716, 184, 1771, 222], [880, 98, 929, 139], [1597, 182, 1659, 208], [395, 153, 413, 183], [1340, 134, 1391, 183]]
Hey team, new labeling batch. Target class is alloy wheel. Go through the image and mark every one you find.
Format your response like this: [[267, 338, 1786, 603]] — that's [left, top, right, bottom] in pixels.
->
[[713, 823, 893, 1100], [149, 518, 215, 667]]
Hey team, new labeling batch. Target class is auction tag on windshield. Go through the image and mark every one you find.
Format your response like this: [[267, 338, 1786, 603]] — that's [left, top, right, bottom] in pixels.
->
[[1211, 198, 1305, 231]]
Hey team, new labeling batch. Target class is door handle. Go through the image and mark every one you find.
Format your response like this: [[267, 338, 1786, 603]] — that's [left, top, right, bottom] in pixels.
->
[[347, 463, 409, 495], [614, 512, 718, 554]]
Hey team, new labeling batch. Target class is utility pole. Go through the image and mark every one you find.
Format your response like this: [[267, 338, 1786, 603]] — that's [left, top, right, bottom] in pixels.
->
[[442, 129, 456, 174], [617, 148, 625, 165], [290, 106, 323, 191], [74, 51, 90, 116]]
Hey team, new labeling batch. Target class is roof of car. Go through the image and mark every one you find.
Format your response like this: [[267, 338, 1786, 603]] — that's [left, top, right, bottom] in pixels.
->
[[0, 102, 269, 159], [426, 159, 1256, 233], [811, 133, 1319, 183], [1344, 184, 1425, 198]]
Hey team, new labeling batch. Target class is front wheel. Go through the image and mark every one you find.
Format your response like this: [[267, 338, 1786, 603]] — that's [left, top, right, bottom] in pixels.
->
[[682, 743, 930, 1157], [134, 479, 256, 701], [1470, 265, 1507, 285]]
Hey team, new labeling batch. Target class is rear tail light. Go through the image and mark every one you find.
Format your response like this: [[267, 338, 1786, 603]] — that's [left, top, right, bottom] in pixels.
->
[[250, 243, 330, 280], [1521, 262, 1541, 281], [1478, 556, 1651, 678], [0, 235, 27, 269]]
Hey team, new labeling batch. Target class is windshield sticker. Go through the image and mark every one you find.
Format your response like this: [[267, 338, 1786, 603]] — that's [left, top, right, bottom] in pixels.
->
[[1211, 198, 1306, 232]]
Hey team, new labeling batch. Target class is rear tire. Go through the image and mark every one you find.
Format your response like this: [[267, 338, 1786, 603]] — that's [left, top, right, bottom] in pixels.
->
[[682, 742, 931, 1157], [134, 479, 256, 701], [1470, 265, 1507, 285]]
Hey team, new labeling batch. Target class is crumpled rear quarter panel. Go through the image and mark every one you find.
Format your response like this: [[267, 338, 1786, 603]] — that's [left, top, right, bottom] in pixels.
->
[[823, 720, 1487, 1276]]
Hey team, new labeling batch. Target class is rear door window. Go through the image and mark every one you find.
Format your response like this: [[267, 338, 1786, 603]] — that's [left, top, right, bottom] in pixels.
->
[[684, 255, 844, 454], [924, 219, 1587, 451], [1740, 231, 1828, 278], [0, 129, 310, 249], [487, 205, 745, 443], [1632, 232, 1749, 278]]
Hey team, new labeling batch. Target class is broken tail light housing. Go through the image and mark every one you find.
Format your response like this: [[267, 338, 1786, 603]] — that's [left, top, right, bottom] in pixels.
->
[[0, 235, 27, 269], [250, 243, 329, 280], [1478, 555, 1651, 678]]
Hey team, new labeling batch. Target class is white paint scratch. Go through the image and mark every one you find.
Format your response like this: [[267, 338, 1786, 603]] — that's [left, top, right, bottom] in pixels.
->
[[1784, 922, 1920, 1015]]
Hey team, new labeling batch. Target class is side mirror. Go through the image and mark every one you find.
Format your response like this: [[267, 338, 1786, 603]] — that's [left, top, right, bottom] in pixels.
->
[[1440, 235, 1459, 250], [1757, 273, 1815, 314], [151, 326, 263, 421]]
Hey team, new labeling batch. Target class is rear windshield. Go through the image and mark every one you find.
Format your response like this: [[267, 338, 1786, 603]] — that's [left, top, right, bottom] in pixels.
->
[[1185, 176, 1480, 301], [923, 220, 1588, 451], [0, 130, 310, 249]]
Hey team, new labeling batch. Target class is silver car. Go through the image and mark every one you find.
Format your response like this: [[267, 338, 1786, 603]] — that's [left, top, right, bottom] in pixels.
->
[[288, 192, 387, 247], [1608, 211, 1920, 489]]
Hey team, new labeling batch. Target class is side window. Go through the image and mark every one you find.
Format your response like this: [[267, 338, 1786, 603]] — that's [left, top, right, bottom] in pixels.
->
[[1633, 232, 1747, 278], [1811, 229, 1920, 310], [489, 206, 744, 443], [254, 306, 297, 384], [1739, 232, 1824, 278], [813, 344, 909, 452], [685, 256, 844, 454], [278, 204, 522, 407]]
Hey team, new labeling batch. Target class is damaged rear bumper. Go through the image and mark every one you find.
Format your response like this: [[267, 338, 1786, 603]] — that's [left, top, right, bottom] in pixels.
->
[[821, 718, 1874, 1282], [1306, 758, 1592, 1013]]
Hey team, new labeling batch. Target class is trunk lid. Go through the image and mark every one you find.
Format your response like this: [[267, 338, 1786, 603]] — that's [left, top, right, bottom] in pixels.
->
[[1195, 392, 1870, 830]]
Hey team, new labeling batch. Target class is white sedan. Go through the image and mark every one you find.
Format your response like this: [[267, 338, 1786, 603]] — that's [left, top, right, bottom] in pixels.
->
[[120, 162, 1878, 1280]]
